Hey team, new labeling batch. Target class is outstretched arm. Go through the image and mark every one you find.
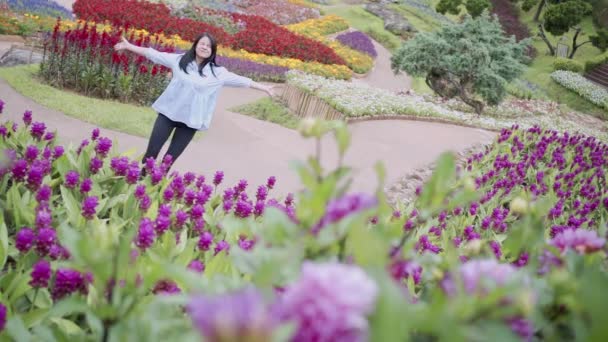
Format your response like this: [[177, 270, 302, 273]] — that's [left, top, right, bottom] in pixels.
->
[[113, 36, 148, 56], [114, 36, 178, 69], [250, 81, 278, 97]]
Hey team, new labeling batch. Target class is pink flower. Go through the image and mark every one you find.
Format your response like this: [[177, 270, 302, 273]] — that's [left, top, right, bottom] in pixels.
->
[[277, 261, 378, 342], [550, 229, 605, 254]]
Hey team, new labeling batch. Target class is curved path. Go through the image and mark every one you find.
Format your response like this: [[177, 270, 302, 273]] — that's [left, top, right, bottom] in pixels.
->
[[0, 1, 496, 196]]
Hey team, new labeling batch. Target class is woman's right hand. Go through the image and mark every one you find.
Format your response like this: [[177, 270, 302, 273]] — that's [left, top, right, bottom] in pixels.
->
[[113, 36, 131, 51]]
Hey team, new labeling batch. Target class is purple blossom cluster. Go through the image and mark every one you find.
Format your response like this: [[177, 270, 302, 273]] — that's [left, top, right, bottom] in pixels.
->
[[187, 262, 379, 342], [217, 56, 288, 83], [312, 193, 377, 234], [404, 125, 607, 281], [335, 31, 377, 58]]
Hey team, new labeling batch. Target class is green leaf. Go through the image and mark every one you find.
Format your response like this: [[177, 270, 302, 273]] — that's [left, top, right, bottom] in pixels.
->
[[347, 223, 389, 267], [50, 317, 84, 336], [60, 186, 81, 227], [204, 252, 234, 278], [368, 268, 410, 342], [6, 316, 33, 341], [333, 122, 351, 158], [0, 213, 8, 270], [417, 152, 456, 213]]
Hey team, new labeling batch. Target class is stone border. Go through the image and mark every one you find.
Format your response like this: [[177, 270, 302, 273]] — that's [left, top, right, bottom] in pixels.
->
[[281, 84, 502, 133]]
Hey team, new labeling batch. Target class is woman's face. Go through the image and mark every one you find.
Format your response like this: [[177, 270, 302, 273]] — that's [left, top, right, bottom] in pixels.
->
[[195, 36, 212, 60]]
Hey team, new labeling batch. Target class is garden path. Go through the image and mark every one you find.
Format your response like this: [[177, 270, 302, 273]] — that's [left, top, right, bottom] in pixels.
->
[[0, 0, 497, 196]]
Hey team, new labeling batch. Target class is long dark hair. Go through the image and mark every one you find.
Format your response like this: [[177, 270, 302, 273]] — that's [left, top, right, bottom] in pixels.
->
[[178, 33, 218, 77]]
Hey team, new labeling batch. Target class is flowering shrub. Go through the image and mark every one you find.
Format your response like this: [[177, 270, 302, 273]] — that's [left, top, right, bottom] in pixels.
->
[[286, 16, 372, 73], [285, 15, 349, 37], [6, 0, 73, 19], [551, 70, 608, 110], [489, 0, 536, 58], [336, 30, 377, 58], [1, 101, 607, 341], [230, 0, 321, 25], [40, 20, 173, 105], [286, 71, 608, 139], [73, 0, 346, 65]]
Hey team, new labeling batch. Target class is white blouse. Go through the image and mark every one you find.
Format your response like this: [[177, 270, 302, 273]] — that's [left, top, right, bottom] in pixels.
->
[[144, 47, 253, 131]]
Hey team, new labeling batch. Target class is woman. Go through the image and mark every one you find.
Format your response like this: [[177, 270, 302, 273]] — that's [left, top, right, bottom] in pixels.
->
[[113, 33, 276, 170]]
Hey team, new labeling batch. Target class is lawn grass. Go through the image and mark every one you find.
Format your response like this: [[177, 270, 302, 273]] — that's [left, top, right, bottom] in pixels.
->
[[320, 4, 403, 52], [0, 64, 161, 138], [518, 11, 608, 118], [229, 97, 301, 129], [389, 2, 444, 33]]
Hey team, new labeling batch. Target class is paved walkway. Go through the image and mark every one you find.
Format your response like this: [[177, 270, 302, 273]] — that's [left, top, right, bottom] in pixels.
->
[[0, 1, 497, 196]]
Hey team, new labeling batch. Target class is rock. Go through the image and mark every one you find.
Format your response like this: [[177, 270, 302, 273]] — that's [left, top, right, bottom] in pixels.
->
[[384, 142, 491, 207], [0, 46, 43, 67], [364, 2, 416, 37]]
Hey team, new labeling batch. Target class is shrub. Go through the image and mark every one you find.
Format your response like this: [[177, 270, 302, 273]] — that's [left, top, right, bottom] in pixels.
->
[[551, 70, 608, 109], [584, 53, 608, 72], [552, 57, 584, 73]]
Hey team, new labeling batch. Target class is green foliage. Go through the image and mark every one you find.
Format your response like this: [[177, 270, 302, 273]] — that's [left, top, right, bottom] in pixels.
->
[[466, 0, 491, 17], [521, 0, 539, 11], [552, 57, 585, 72], [229, 97, 301, 129], [590, 28, 608, 51], [390, 12, 531, 112], [544, 1, 593, 36], [436, 0, 464, 15], [584, 52, 608, 71]]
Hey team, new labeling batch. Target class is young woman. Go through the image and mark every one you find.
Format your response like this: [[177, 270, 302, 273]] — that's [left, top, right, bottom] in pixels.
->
[[113, 33, 276, 170]]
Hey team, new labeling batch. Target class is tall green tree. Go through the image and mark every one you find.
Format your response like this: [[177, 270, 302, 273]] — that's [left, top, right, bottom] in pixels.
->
[[436, 0, 492, 17], [391, 13, 530, 114]]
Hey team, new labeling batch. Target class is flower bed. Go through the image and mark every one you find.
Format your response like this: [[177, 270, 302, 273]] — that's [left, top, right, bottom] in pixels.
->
[[285, 15, 373, 74], [336, 30, 377, 58], [1, 100, 607, 341], [72, 0, 345, 66], [551, 70, 608, 110], [286, 71, 608, 140], [231, 0, 321, 25], [6, 0, 73, 19]]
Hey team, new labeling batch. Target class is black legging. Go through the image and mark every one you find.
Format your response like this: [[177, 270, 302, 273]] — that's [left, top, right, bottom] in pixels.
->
[[142, 113, 197, 168]]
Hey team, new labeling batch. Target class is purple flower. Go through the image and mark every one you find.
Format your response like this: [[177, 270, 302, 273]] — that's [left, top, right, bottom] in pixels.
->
[[80, 178, 93, 193], [35, 208, 53, 229], [389, 259, 422, 285], [507, 316, 535, 342], [254, 201, 265, 216], [312, 193, 377, 234], [51, 268, 88, 301], [190, 204, 204, 220], [187, 287, 275, 342], [110, 157, 129, 176], [266, 176, 276, 189], [490, 241, 502, 259], [134, 184, 146, 199], [81, 196, 98, 219], [154, 215, 171, 236], [0, 99, 4, 113], [184, 171, 196, 185], [36, 184, 52, 203], [139, 194, 151, 212], [64, 170, 80, 188], [53, 146, 64, 159], [36, 228, 57, 256], [25, 145, 39, 161], [277, 262, 378, 342], [49, 244, 71, 260], [136, 218, 155, 250], [214, 240, 230, 255], [11, 159, 28, 181], [163, 187, 174, 202], [30, 122, 46, 140], [44, 131, 55, 141], [16, 227, 36, 253], [89, 157, 103, 174], [238, 235, 256, 251], [91, 128, 100, 140], [336, 31, 377, 57], [213, 170, 224, 186], [152, 279, 180, 295], [443, 259, 519, 297], [26, 163, 45, 190], [256, 185, 268, 201], [187, 260, 205, 273], [175, 210, 189, 228], [30, 259, 52, 288], [0, 302, 6, 332], [23, 110, 33, 125], [550, 229, 605, 254], [42, 147, 52, 159], [234, 200, 253, 218]]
